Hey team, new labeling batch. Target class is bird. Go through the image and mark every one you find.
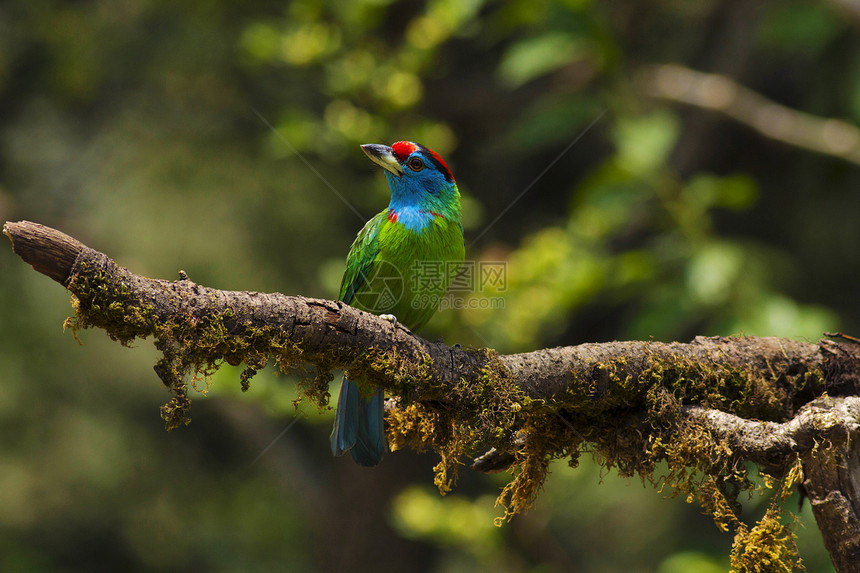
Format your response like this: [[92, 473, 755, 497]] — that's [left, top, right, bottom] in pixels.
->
[[331, 141, 465, 466]]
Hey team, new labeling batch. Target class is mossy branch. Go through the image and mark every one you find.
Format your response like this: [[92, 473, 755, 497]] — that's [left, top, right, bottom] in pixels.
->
[[7, 219, 860, 571]]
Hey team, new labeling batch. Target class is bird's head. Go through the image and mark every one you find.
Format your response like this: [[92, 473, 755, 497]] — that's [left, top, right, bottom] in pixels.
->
[[361, 141, 460, 222]]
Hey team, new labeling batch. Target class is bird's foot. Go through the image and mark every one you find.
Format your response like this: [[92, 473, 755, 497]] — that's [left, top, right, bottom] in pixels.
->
[[379, 314, 398, 326]]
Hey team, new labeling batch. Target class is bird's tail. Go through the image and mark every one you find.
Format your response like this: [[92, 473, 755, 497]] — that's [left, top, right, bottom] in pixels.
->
[[330, 376, 387, 466]]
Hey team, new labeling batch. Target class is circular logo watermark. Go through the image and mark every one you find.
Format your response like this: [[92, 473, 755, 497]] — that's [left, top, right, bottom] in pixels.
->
[[351, 260, 404, 314]]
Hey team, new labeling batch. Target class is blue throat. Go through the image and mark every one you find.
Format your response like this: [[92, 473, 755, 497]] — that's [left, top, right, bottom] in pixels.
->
[[385, 171, 458, 232], [388, 205, 435, 231]]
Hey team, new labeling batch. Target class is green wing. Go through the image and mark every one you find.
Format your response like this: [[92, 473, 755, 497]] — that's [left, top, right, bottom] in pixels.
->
[[339, 211, 386, 305]]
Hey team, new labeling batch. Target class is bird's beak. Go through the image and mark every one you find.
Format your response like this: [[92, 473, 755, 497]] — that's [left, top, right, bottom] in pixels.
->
[[361, 144, 404, 177]]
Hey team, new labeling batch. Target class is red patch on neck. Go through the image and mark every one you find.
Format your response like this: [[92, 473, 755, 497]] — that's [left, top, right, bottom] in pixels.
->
[[388, 210, 398, 223], [429, 211, 442, 218], [391, 141, 417, 162]]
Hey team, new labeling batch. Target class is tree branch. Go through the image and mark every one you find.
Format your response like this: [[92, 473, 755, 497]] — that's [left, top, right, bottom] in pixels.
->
[[682, 396, 860, 569], [638, 63, 860, 166], [682, 397, 860, 469], [10, 220, 857, 410], [7, 219, 860, 570]]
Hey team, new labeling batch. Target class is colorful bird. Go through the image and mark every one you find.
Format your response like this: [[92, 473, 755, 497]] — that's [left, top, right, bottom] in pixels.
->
[[331, 141, 465, 466]]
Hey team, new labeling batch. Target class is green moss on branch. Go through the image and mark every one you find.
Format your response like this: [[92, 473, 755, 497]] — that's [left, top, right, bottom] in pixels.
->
[[57, 249, 831, 571]]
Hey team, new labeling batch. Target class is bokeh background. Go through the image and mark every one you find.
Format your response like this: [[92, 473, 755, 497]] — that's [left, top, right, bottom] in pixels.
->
[[2, 0, 858, 571]]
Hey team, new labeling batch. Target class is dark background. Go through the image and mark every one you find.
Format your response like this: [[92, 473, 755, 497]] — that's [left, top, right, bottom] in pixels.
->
[[1, 0, 855, 571]]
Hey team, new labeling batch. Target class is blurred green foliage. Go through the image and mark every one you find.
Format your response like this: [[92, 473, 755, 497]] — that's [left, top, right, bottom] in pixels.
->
[[0, 0, 854, 570]]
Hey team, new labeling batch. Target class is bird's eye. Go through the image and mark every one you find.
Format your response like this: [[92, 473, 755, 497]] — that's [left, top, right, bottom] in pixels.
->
[[408, 157, 424, 171]]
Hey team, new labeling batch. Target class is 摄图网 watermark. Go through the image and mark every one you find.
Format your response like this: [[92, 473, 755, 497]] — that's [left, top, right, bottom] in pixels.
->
[[350, 260, 507, 314]]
